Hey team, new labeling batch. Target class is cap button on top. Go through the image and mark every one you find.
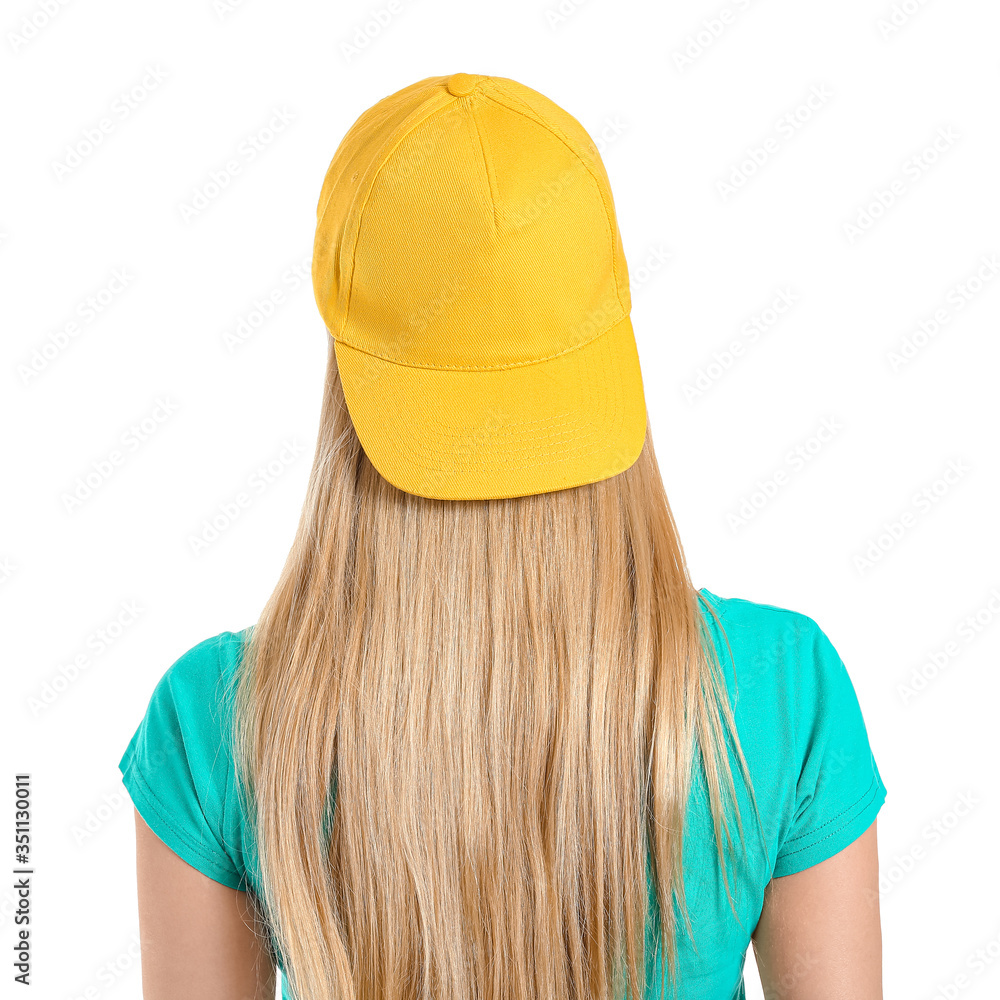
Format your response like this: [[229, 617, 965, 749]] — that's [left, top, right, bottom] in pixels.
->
[[447, 73, 481, 97]]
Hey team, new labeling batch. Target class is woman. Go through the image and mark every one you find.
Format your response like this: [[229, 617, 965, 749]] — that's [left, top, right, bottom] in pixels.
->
[[119, 74, 887, 1000]]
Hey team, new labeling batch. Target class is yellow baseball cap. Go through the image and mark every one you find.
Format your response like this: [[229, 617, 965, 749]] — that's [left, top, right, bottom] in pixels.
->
[[312, 73, 647, 501]]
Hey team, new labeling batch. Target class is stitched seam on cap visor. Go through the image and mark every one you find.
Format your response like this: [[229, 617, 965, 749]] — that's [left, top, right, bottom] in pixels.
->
[[357, 323, 629, 474], [335, 308, 629, 372], [401, 389, 614, 468], [400, 365, 626, 475], [398, 324, 614, 439]]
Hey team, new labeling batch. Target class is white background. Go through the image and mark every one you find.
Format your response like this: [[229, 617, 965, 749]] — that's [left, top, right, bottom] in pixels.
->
[[3, 0, 999, 997]]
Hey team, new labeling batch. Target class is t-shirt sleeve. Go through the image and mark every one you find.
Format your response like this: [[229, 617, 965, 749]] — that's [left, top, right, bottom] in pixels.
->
[[771, 616, 887, 878], [118, 632, 246, 890]]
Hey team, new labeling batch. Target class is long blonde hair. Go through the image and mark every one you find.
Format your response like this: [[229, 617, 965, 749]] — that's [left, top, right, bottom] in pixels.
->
[[231, 339, 757, 1000]]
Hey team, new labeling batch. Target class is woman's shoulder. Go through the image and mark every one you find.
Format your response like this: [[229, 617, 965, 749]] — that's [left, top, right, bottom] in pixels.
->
[[695, 586, 860, 718], [698, 586, 822, 631], [155, 627, 253, 705], [125, 628, 254, 750], [698, 587, 887, 878], [167, 626, 253, 672], [697, 587, 832, 668], [118, 626, 256, 890]]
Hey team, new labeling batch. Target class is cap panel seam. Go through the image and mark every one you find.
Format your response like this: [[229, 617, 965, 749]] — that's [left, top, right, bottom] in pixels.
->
[[468, 97, 501, 231], [484, 80, 623, 312], [315, 76, 446, 232], [335, 312, 631, 372], [333, 79, 629, 373], [338, 92, 456, 338]]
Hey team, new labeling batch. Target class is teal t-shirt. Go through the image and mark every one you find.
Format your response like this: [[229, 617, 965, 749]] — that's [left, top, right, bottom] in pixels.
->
[[118, 588, 887, 1000]]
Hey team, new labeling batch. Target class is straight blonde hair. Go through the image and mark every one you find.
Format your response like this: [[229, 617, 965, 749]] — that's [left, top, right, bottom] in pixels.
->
[[231, 340, 758, 1000]]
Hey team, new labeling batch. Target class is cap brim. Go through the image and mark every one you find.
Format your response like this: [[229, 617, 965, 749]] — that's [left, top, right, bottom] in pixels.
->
[[333, 315, 647, 501]]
